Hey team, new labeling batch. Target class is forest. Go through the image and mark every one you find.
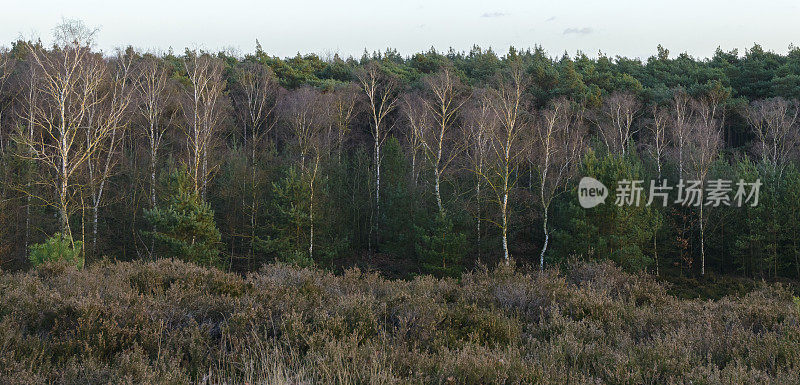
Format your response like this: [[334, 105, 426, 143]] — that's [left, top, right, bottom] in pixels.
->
[[2, 19, 800, 383], [2, 22, 800, 281]]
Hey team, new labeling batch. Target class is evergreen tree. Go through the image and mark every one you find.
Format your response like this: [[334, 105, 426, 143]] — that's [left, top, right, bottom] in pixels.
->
[[258, 166, 314, 267], [28, 233, 84, 269], [379, 137, 417, 259], [415, 212, 466, 277], [553, 149, 661, 271], [145, 168, 221, 266]]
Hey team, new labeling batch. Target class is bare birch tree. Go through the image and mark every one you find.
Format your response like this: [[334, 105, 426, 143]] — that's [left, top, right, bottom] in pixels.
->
[[668, 89, 695, 271], [597, 91, 640, 157], [644, 104, 670, 276], [687, 97, 723, 276], [356, 62, 398, 250], [305, 128, 329, 260], [280, 86, 328, 259], [531, 97, 585, 270], [744, 97, 799, 172], [183, 51, 225, 199], [481, 62, 527, 263], [281, 87, 320, 169], [419, 68, 469, 214], [232, 61, 277, 263], [401, 92, 429, 187], [463, 89, 494, 258], [233, 61, 277, 151], [328, 84, 357, 165], [671, 89, 693, 179], [21, 55, 39, 252], [85, 51, 133, 255], [646, 105, 670, 179], [134, 53, 173, 258], [17, 20, 112, 242]]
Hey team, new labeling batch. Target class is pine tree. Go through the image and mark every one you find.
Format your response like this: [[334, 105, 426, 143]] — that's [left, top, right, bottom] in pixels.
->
[[554, 149, 660, 271], [258, 166, 314, 267], [145, 168, 221, 266], [415, 213, 466, 277]]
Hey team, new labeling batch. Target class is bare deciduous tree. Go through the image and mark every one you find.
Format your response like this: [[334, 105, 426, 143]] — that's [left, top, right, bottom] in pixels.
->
[[418, 68, 469, 214], [687, 97, 723, 276], [597, 91, 640, 157], [305, 129, 329, 260], [134, 53, 173, 258], [21, 56, 39, 252], [85, 51, 133, 255], [356, 62, 398, 250], [233, 61, 277, 151], [744, 97, 799, 172], [530, 97, 585, 270], [647, 105, 670, 179], [232, 61, 278, 263], [644, 104, 670, 276], [327, 84, 358, 165], [281, 87, 320, 169], [183, 51, 225, 199], [280, 86, 329, 259], [463, 89, 494, 258], [401, 92, 428, 187], [17, 20, 115, 242], [671, 89, 693, 179], [481, 62, 528, 263]]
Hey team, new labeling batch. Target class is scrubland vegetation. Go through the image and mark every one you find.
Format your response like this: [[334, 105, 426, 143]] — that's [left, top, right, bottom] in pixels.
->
[[1, 259, 799, 384], [3, 19, 800, 383]]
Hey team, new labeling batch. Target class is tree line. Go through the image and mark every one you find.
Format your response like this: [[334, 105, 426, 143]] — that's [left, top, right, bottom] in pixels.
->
[[1, 20, 799, 279]]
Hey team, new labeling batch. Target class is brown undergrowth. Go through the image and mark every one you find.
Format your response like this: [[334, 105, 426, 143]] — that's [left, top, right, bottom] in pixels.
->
[[1, 259, 799, 384]]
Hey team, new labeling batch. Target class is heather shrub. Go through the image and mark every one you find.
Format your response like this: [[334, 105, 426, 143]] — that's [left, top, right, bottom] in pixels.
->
[[1, 259, 799, 384]]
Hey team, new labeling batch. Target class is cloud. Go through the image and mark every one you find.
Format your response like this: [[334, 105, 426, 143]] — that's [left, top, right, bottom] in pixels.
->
[[546, 16, 556, 22], [481, 12, 506, 18], [563, 27, 593, 35]]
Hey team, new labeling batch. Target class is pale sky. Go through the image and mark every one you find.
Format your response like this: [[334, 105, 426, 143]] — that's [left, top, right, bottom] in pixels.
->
[[2, 0, 799, 60]]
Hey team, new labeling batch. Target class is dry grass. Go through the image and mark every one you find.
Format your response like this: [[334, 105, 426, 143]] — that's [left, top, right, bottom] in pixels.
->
[[0, 259, 799, 384]]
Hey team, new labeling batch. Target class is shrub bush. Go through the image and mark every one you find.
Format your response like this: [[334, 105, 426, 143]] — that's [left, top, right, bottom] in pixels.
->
[[27, 232, 84, 269], [1, 259, 799, 384]]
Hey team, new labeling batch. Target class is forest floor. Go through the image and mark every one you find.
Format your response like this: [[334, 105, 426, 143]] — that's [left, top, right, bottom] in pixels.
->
[[1, 259, 799, 384]]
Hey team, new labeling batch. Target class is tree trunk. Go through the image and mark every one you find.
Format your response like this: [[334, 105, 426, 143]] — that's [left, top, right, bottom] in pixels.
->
[[434, 169, 443, 214], [25, 194, 31, 251], [374, 137, 381, 251], [151, 157, 157, 259], [476, 164, 481, 260], [250, 137, 257, 269], [501, 190, 509, 264], [309, 197, 314, 260], [202, 145, 208, 200], [60, 162, 71, 239], [92, 203, 99, 255], [411, 150, 417, 187], [700, 205, 705, 276], [540, 208, 548, 271], [654, 235, 659, 276], [25, 94, 34, 254], [308, 157, 318, 260]]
